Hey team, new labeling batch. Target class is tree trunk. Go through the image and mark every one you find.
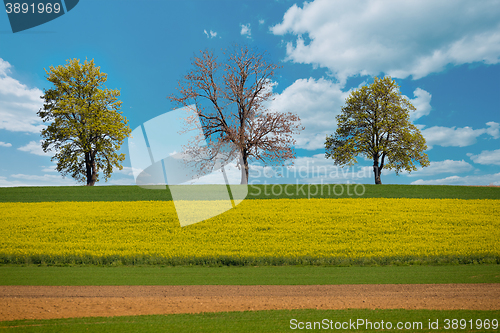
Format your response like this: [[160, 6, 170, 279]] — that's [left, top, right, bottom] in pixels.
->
[[240, 152, 248, 185], [373, 167, 382, 184], [373, 155, 382, 185], [90, 158, 97, 186], [85, 151, 97, 186]]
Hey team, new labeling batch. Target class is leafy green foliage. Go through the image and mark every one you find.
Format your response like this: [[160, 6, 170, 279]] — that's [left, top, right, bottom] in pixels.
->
[[38, 59, 131, 185], [325, 77, 429, 184]]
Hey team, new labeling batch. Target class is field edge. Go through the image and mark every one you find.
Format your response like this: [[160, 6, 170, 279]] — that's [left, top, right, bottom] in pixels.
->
[[1, 253, 499, 267]]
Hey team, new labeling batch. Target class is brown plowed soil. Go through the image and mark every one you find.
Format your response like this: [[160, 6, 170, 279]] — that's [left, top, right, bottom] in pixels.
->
[[1, 284, 499, 321]]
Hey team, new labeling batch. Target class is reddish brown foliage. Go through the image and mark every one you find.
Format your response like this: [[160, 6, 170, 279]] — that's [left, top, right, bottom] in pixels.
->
[[169, 46, 303, 184]]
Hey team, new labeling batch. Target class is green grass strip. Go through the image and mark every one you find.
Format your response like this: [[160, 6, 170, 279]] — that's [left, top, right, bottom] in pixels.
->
[[1, 265, 499, 286], [1, 309, 499, 332], [0, 184, 499, 202]]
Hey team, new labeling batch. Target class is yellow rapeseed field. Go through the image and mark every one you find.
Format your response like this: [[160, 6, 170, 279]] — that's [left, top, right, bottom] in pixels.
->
[[1, 198, 498, 259]]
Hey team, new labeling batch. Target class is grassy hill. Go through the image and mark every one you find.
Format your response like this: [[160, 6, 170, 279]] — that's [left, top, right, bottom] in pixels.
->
[[0, 184, 499, 202]]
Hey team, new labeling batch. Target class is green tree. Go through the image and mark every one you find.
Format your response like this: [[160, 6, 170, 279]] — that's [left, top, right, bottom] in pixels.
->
[[38, 58, 131, 186], [325, 76, 429, 184]]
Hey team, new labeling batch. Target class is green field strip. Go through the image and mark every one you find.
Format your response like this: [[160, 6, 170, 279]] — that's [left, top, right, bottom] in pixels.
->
[[1, 265, 499, 286], [0, 184, 499, 202], [1, 309, 499, 332]]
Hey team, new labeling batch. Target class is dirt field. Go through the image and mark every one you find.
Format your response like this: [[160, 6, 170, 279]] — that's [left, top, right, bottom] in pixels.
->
[[1, 284, 499, 321]]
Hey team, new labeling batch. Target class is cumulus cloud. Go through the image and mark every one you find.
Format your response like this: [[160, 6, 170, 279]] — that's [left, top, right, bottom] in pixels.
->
[[0, 141, 12, 147], [17, 140, 48, 156], [5, 173, 77, 186], [41, 164, 57, 172], [271, 0, 500, 83], [269, 77, 351, 150], [203, 29, 217, 39], [485, 121, 500, 139], [411, 172, 500, 186], [421, 122, 500, 149], [409, 88, 432, 121], [0, 58, 45, 133], [468, 149, 500, 166], [240, 23, 251, 38], [405, 159, 474, 177], [0, 176, 17, 187], [4, 168, 132, 187], [0, 58, 10, 75]]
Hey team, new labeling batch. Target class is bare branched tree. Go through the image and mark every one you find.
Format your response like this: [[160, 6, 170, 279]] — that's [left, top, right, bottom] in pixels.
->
[[168, 45, 303, 184]]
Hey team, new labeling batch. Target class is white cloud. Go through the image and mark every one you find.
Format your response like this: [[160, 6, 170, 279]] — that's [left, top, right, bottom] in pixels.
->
[[0, 58, 45, 133], [411, 172, 500, 186], [203, 29, 217, 39], [485, 121, 500, 139], [5, 173, 77, 186], [17, 140, 48, 156], [0, 141, 12, 147], [8, 165, 142, 187], [409, 88, 432, 121], [468, 149, 500, 166], [271, 0, 500, 83], [0, 58, 11, 76], [11, 173, 59, 181], [269, 77, 350, 150], [41, 166, 56, 172], [0, 175, 34, 187], [0, 176, 16, 187], [259, 19, 265, 25], [420, 122, 499, 149], [240, 23, 251, 38], [405, 159, 474, 177]]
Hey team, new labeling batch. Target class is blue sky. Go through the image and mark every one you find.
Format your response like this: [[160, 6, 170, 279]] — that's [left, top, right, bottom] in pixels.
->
[[0, 0, 499, 187]]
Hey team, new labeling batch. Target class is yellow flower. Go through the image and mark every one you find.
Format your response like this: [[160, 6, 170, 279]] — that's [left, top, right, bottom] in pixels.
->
[[0, 198, 498, 259]]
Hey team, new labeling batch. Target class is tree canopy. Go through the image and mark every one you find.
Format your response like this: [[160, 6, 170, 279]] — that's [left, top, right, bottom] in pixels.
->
[[38, 58, 131, 186], [325, 76, 429, 184], [169, 45, 303, 184]]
